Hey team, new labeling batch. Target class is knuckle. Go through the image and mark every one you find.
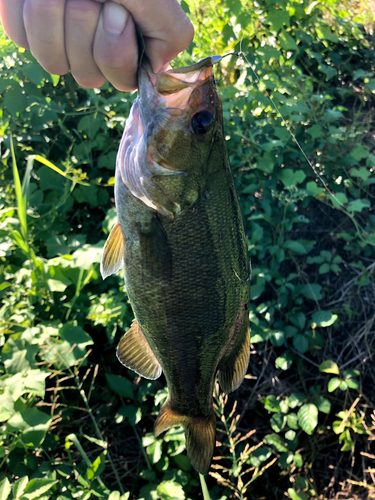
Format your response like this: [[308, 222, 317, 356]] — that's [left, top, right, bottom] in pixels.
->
[[65, 0, 101, 24]]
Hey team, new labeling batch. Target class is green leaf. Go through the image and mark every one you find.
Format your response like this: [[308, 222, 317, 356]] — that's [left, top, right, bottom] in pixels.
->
[[173, 455, 191, 472], [290, 312, 306, 330], [314, 396, 331, 414], [248, 446, 272, 467], [139, 483, 159, 500], [263, 433, 288, 452], [275, 351, 295, 370], [4, 369, 49, 400], [319, 64, 337, 80], [257, 152, 274, 173], [263, 395, 281, 412], [284, 240, 307, 255], [344, 369, 360, 379], [306, 124, 322, 139], [12, 476, 29, 500], [2, 332, 38, 374], [285, 430, 296, 441], [287, 413, 299, 430], [295, 476, 309, 490], [279, 31, 298, 50], [108, 493, 130, 500], [339, 429, 353, 451], [350, 145, 369, 162], [330, 192, 348, 208], [293, 453, 303, 468], [319, 360, 339, 374], [288, 488, 308, 500], [0, 391, 15, 422], [23, 479, 58, 499], [4, 87, 28, 116], [7, 408, 52, 448], [270, 330, 285, 347], [49, 73, 60, 86], [86, 453, 106, 481], [297, 404, 318, 435], [147, 440, 163, 464], [270, 413, 287, 432], [106, 374, 134, 400], [319, 263, 330, 274], [108, 493, 121, 500], [157, 481, 185, 500], [42, 324, 93, 369], [316, 25, 339, 42], [350, 167, 371, 182], [328, 377, 341, 392], [293, 334, 309, 354], [301, 284, 322, 300], [279, 169, 306, 187], [83, 434, 107, 449], [0, 478, 11, 500], [22, 63, 49, 86], [267, 9, 290, 31], [305, 181, 324, 195], [339, 380, 348, 391], [289, 393, 307, 408], [116, 405, 142, 425], [312, 311, 337, 327], [347, 199, 371, 213]]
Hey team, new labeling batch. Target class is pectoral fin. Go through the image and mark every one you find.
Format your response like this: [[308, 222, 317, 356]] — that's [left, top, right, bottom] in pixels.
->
[[117, 320, 162, 380], [100, 221, 124, 280], [218, 325, 251, 394]]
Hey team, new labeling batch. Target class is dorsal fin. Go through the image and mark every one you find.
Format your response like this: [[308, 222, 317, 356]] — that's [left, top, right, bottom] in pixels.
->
[[117, 320, 162, 380], [100, 222, 124, 280]]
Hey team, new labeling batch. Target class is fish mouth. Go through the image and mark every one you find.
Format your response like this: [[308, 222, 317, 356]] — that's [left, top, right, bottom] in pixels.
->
[[117, 57, 218, 217], [138, 57, 215, 126]]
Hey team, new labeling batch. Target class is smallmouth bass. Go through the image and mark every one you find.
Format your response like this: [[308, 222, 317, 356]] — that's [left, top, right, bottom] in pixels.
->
[[101, 56, 251, 475]]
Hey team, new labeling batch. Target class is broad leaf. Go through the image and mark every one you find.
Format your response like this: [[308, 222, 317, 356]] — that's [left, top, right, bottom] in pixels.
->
[[297, 404, 318, 435]]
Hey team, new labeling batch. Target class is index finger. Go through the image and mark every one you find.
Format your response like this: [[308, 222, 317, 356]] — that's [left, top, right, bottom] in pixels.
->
[[0, 0, 29, 48], [112, 0, 194, 72]]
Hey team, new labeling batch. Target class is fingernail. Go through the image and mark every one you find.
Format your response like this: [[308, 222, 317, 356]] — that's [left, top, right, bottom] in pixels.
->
[[103, 2, 128, 36]]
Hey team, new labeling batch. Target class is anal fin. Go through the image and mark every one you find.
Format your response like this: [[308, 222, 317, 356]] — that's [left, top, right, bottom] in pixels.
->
[[101, 221, 124, 280], [117, 320, 162, 380], [218, 325, 251, 394], [154, 400, 216, 475]]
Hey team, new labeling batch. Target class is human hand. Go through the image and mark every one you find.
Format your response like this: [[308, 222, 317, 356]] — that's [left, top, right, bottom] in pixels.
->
[[0, 0, 194, 91]]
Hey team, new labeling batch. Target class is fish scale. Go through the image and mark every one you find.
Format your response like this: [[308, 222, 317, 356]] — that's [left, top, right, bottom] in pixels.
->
[[101, 56, 250, 475]]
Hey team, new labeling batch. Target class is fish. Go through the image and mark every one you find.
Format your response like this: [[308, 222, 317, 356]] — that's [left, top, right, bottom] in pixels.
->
[[100, 56, 251, 475]]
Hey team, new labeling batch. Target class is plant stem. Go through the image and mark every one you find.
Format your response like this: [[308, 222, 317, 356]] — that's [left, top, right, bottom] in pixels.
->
[[69, 366, 125, 495], [132, 423, 153, 471], [199, 474, 211, 500]]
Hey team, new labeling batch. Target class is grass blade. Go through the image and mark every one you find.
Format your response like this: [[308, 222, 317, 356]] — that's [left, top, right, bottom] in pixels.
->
[[199, 474, 212, 500], [10, 134, 27, 238], [31, 154, 91, 186]]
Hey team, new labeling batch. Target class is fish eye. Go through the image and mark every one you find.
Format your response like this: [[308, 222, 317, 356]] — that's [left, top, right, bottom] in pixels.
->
[[191, 111, 214, 135]]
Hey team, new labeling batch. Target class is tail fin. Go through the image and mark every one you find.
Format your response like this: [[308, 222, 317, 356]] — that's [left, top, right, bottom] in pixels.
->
[[154, 400, 216, 475]]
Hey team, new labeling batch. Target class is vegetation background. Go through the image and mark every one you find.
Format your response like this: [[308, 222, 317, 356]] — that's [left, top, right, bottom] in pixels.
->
[[0, 0, 374, 498]]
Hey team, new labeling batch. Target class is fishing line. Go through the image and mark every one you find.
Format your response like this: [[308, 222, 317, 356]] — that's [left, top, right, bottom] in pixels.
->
[[233, 34, 344, 208]]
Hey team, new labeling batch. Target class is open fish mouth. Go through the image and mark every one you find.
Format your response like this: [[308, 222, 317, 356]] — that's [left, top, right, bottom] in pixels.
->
[[138, 57, 216, 124], [117, 57, 219, 217]]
